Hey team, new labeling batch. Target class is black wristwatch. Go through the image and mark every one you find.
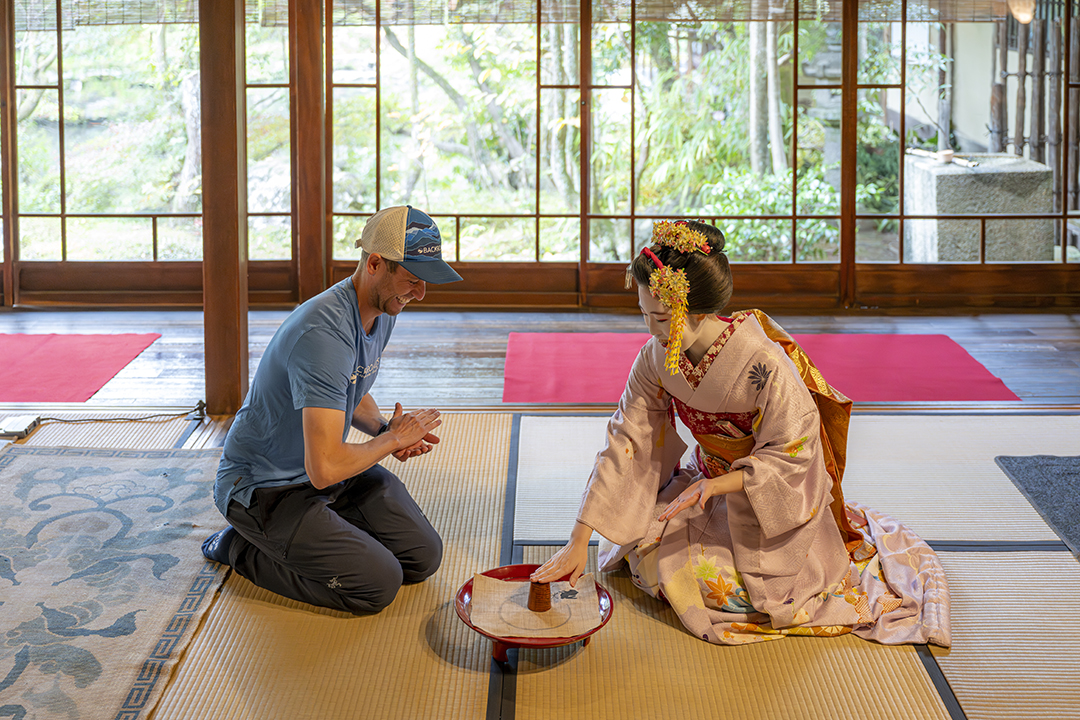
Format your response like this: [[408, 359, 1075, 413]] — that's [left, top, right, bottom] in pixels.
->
[[376, 420, 391, 436]]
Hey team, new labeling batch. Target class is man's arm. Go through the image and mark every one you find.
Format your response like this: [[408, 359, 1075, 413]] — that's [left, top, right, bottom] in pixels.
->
[[302, 405, 441, 489], [351, 394, 389, 436]]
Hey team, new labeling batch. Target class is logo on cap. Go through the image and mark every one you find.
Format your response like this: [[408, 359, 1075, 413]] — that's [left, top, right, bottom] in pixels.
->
[[404, 209, 444, 260]]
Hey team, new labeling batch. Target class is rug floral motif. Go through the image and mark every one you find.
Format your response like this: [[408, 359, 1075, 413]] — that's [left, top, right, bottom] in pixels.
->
[[0, 446, 227, 720]]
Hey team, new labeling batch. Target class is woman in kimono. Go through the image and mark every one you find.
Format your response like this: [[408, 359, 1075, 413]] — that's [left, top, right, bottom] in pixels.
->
[[532, 220, 951, 646]]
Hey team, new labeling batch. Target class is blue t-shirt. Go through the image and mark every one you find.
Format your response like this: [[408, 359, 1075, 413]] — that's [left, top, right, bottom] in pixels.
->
[[214, 278, 395, 516]]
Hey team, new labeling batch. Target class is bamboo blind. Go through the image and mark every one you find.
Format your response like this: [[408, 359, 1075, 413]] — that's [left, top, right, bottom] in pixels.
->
[[14, 0, 1012, 31]]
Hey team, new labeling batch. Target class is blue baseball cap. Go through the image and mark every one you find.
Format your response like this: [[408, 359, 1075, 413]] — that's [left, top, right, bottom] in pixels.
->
[[357, 206, 463, 284]]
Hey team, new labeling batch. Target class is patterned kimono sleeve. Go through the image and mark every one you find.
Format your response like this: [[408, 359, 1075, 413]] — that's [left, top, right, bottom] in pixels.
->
[[730, 348, 831, 540], [576, 343, 687, 547]]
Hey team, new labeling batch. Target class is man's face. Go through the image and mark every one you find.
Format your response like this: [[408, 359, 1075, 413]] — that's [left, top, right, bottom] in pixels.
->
[[370, 258, 426, 316]]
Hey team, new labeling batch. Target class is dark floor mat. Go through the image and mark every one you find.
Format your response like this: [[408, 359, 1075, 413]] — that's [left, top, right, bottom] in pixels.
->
[[995, 455, 1080, 554]]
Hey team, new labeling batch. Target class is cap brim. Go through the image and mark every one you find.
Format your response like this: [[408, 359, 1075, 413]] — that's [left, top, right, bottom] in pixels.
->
[[400, 258, 463, 284]]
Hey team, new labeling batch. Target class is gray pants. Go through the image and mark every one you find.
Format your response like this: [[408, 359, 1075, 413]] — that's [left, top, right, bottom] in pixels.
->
[[223, 464, 442, 614]]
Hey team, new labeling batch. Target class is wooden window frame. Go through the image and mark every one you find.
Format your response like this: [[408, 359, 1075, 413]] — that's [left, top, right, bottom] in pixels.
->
[[0, 0, 1077, 313]]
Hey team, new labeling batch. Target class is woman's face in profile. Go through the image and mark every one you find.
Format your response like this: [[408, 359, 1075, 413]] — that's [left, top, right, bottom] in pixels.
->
[[637, 283, 715, 352], [637, 284, 670, 341]]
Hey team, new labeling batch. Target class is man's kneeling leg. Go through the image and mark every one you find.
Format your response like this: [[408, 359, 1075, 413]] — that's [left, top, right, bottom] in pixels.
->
[[332, 465, 444, 584], [225, 485, 408, 614]]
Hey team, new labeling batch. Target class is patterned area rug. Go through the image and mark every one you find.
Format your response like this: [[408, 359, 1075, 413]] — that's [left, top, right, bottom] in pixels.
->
[[0, 446, 226, 720]]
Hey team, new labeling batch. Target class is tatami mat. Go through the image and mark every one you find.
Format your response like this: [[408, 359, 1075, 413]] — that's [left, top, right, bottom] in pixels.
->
[[842, 415, 1080, 542], [514, 415, 695, 542], [515, 545, 951, 720], [930, 552, 1080, 720], [2, 410, 192, 449], [150, 413, 512, 720], [181, 416, 234, 449], [515, 414, 1079, 543]]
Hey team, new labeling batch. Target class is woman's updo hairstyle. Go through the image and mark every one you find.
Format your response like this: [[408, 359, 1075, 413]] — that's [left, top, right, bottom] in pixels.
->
[[631, 221, 733, 314]]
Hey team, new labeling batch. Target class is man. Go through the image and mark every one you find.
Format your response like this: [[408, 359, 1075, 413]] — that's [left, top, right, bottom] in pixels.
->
[[202, 206, 462, 614]]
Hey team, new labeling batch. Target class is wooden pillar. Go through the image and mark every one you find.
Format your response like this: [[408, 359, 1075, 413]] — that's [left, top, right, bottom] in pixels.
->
[[200, 0, 249, 415], [1067, 17, 1075, 211], [1050, 20, 1062, 210], [991, 83, 1006, 152], [840, 0, 857, 305], [578, 0, 592, 305], [1015, 22, 1028, 156], [291, 0, 326, 302], [1031, 19, 1045, 164], [990, 21, 1008, 152], [938, 24, 951, 151], [0, 0, 17, 307]]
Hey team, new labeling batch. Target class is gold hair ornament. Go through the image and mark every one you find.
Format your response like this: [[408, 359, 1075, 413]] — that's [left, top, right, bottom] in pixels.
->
[[638, 221, 711, 374], [652, 221, 711, 255]]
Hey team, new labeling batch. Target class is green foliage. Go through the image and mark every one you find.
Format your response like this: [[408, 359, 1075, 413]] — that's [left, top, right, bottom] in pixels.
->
[[855, 111, 900, 218], [333, 91, 378, 213], [698, 168, 827, 262], [632, 21, 754, 215], [11, 17, 932, 264], [17, 24, 198, 224]]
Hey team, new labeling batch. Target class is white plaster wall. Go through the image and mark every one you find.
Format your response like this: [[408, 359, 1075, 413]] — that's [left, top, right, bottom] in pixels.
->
[[952, 23, 997, 151], [882, 20, 1051, 156]]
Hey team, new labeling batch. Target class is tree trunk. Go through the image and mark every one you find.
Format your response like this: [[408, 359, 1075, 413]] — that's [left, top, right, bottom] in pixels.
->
[[460, 29, 530, 189], [173, 71, 202, 212], [766, 21, 786, 174], [156, 24, 168, 80], [1015, 22, 1028, 156], [15, 33, 56, 122], [546, 24, 575, 209], [1049, 21, 1062, 210], [382, 27, 498, 192], [1031, 19, 1045, 164], [749, 22, 769, 175], [563, 24, 579, 206], [938, 24, 952, 151], [402, 25, 424, 203]]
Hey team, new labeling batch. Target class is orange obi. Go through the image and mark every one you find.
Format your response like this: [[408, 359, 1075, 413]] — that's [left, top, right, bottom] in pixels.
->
[[693, 432, 756, 479]]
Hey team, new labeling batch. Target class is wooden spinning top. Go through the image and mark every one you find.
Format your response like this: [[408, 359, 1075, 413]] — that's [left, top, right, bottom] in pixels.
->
[[527, 581, 552, 612]]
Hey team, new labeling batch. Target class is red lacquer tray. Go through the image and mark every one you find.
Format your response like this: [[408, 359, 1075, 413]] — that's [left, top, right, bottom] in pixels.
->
[[454, 563, 614, 662]]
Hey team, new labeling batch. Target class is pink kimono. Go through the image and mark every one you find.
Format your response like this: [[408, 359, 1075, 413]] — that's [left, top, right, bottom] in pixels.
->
[[577, 312, 951, 646]]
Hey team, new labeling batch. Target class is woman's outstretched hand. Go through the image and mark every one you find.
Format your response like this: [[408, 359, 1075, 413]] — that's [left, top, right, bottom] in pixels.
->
[[657, 469, 744, 522], [530, 521, 592, 587]]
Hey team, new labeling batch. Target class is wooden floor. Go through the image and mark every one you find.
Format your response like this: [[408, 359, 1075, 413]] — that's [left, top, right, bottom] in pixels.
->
[[1, 306, 1079, 407]]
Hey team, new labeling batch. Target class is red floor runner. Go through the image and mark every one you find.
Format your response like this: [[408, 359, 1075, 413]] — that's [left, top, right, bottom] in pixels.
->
[[0, 333, 162, 402], [502, 332, 1020, 403]]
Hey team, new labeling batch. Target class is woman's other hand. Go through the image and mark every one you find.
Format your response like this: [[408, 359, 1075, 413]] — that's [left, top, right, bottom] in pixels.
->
[[657, 469, 744, 522]]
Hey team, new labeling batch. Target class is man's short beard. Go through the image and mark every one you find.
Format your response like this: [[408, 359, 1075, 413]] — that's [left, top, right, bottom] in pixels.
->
[[371, 272, 405, 315]]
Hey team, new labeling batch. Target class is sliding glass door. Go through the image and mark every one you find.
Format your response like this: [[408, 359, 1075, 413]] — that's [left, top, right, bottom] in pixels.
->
[[1, 0, 1076, 310]]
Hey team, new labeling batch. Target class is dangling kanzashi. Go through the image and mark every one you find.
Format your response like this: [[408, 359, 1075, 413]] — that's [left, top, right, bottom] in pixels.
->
[[649, 266, 690, 372], [642, 221, 711, 374]]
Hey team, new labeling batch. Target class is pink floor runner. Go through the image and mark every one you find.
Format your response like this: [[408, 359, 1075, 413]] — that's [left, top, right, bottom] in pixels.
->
[[502, 332, 1020, 403], [0, 333, 161, 402]]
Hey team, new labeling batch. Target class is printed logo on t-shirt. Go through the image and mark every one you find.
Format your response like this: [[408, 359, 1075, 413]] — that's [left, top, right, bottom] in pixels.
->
[[350, 357, 381, 384]]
